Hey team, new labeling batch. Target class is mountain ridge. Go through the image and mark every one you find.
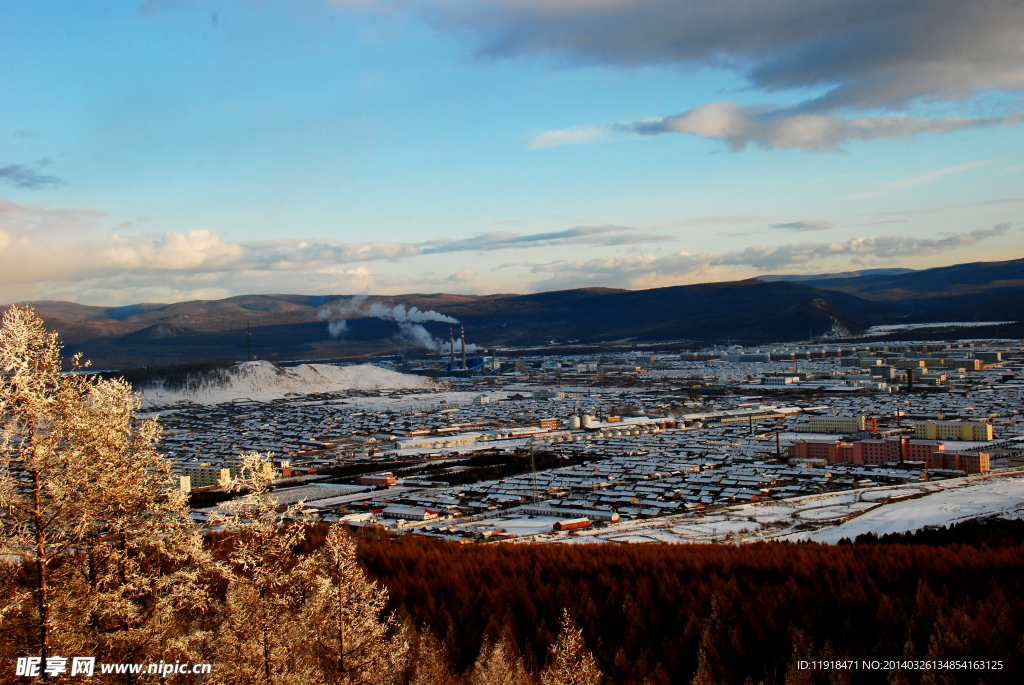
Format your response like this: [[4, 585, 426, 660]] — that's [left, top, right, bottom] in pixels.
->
[[6, 258, 1023, 368]]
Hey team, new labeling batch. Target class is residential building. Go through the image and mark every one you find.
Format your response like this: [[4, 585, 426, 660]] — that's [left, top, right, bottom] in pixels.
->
[[808, 416, 872, 434], [914, 421, 993, 441]]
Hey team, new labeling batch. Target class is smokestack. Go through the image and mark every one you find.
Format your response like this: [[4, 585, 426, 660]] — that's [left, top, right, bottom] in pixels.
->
[[449, 325, 455, 372], [461, 324, 467, 370]]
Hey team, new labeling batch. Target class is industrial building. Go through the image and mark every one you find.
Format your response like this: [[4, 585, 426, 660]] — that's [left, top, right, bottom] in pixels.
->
[[380, 506, 438, 521], [359, 473, 397, 487]]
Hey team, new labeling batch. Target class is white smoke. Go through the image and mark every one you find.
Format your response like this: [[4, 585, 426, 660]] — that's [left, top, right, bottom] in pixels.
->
[[396, 322, 443, 351], [319, 295, 369, 339], [439, 339, 482, 354], [327, 319, 348, 338], [319, 298, 472, 351], [365, 303, 458, 324]]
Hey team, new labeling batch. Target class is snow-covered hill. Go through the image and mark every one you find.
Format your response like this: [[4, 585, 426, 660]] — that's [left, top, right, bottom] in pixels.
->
[[139, 360, 435, 406]]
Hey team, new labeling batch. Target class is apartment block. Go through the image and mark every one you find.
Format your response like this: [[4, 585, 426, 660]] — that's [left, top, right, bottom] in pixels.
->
[[914, 421, 993, 441], [808, 415, 870, 434]]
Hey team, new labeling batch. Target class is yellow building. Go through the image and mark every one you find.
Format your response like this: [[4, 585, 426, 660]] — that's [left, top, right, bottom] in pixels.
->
[[178, 461, 262, 488], [914, 421, 993, 441], [180, 465, 231, 488], [808, 416, 867, 433]]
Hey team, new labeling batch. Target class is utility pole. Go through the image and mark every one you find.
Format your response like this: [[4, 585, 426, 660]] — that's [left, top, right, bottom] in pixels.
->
[[246, 320, 253, 361], [530, 446, 538, 503], [775, 430, 781, 461]]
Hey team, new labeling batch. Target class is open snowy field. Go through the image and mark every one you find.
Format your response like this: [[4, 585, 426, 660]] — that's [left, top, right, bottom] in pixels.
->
[[789, 476, 1024, 543], [434, 515, 568, 539], [139, 360, 436, 406], [552, 472, 1024, 545]]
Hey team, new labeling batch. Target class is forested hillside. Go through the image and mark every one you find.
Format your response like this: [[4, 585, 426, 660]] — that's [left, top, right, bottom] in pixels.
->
[[348, 525, 1024, 685]]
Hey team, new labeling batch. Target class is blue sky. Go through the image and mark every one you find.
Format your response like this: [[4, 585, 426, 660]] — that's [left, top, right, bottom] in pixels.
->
[[1, 0, 1022, 304]]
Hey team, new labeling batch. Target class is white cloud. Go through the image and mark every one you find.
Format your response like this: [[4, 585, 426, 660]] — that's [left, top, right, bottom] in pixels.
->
[[770, 220, 833, 232], [532, 104, 1007, 152], [0, 189, 1015, 303], [528, 125, 622, 149], [422, 224, 672, 252], [845, 161, 991, 199], [0, 197, 106, 235]]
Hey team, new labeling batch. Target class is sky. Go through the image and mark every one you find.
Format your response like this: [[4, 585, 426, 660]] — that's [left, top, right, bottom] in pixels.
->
[[1, 0, 1023, 305]]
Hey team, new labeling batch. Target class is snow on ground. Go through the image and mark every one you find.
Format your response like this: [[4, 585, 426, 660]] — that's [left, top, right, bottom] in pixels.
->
[[140, 361, 436, 406], [269, 483, 369, 506], [864, 321, 1013, 335], [420, 515, 568, 540], [789, 476, 1024, 543], [558, 472, 1024, 545]]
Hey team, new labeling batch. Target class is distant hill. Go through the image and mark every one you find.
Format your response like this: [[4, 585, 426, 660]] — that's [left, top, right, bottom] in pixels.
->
[[7, 258, 1023, 368], [790, 257, 1024, 301], [760, 268, 916, 282]]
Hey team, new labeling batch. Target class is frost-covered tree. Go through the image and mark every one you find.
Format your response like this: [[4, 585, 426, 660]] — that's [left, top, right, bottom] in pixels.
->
[[407, 628, 458, 685], [541, 610, 602, 685], [0, 306, 213, 676], [301, 524, 409, 684], [67, 377, 212, 674], [214, 454, 411, 684], [0, 306, 92, 665], [470, 635, 534, 685], [1, 308, 416, 683], [213, 451, 314, 685]]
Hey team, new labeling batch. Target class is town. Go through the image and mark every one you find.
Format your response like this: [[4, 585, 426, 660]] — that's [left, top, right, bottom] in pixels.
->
[[149, 338, 1024, 543]]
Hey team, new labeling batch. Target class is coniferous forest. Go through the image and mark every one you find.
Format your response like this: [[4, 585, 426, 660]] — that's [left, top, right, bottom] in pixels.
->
[[344, 524, 1024, 685]]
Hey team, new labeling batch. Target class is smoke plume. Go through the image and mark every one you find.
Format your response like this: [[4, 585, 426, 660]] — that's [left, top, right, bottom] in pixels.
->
[[364, 303, 458, 324], [319, 295, 369, 339], [319, 298, 474, 351], [439, 339, 482, 354]]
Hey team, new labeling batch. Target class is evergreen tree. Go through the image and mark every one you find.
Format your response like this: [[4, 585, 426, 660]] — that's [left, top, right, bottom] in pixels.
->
[[407, 628, 458, 685], [212, 452, 313, 685], [67, 377, 212, 677], [301, 524, 410, 684], [0, 307, 112, 666], [540, 609, 602, 685], [471, 635, 534, 685]]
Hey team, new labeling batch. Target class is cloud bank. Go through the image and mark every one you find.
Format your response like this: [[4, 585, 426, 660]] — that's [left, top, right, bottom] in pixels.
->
[[527, 223, 1013, 290], [429, 0, 1024, 108], [0, 192, 1015, 303], [391, 0, 1024, 151]]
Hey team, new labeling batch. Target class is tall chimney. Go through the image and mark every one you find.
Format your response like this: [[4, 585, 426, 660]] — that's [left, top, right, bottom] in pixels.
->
[[449, 325, 455, 372], [461, 324, 467, 370]]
